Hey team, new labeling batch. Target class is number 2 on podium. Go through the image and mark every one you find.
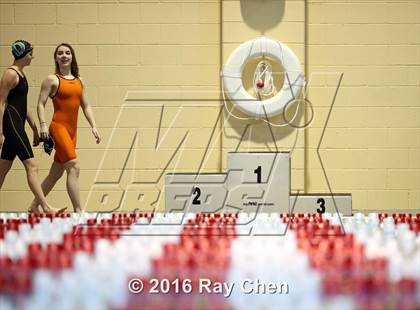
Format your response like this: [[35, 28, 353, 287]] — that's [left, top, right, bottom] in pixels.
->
[[192, 187, 201, 205]]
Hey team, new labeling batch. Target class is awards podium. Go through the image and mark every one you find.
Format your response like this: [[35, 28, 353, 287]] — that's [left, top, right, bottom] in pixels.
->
[[165, 152, 351, 215]]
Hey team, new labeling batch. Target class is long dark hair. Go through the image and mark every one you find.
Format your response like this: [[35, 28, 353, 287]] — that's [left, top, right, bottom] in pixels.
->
[[54, 43, 79, 77]]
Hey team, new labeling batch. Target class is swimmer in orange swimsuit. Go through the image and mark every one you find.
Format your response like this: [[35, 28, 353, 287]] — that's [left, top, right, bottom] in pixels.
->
[[29, 43, 101, 213]]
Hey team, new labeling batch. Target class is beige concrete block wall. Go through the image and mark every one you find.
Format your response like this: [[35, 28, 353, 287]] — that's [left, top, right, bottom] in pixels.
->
[[307, 0, 419, 211], [0, 0, 221, 212], [0, 0, 418, 212], [221, 0, 306, 192]]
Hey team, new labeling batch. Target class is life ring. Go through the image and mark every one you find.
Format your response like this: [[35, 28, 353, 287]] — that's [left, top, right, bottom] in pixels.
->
[[221, 36, 305, 119]]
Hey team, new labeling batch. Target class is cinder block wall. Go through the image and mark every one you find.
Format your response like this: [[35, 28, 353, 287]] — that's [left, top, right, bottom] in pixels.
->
[[0, 0, 418, 212], [306, 0, 419, 211], [0, 0, 221, 212], [221, 0, 306, 192]]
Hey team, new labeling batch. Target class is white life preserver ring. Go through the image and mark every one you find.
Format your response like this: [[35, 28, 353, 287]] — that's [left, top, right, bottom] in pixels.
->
[[221, 36, 305, 119]]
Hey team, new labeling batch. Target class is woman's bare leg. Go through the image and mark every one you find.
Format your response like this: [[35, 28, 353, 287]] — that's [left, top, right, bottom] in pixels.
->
[[64, 159, 82, 213], [28, 161, 65, 212], [22, 158, 65, 214], [0, 159, 13, 189]]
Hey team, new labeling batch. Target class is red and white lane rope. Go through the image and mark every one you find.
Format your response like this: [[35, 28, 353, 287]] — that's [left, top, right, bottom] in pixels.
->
[[0, 212, 419, 310]]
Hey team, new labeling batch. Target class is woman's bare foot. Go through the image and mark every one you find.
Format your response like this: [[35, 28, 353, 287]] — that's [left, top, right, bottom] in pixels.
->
[[28, 205, 42, 214], [41, 204, 67, 214], [74, 207, 84, 214]]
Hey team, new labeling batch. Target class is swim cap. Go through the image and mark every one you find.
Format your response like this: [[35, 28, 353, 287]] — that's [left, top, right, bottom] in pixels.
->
[[11, 40, 33, 60]]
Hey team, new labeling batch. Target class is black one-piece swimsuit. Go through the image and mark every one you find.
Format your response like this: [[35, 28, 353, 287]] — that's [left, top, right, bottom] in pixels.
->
[[1, 68, 34, 161]]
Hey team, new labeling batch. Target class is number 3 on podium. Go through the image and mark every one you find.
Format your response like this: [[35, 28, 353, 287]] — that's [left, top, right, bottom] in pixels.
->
[[317, 198, 325, 214]]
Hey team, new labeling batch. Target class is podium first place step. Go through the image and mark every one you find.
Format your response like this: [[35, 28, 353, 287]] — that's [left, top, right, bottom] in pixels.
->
[[165, 152, 291, 213]]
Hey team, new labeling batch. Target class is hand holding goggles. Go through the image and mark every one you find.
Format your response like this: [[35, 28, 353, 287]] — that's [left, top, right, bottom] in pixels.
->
[[41, 135, 54, 155]]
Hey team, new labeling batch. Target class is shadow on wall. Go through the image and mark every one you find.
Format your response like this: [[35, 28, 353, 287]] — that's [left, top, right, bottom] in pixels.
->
[[240, 0, 285, 32], [224, 1, 293, 147], [223, 99, 303, 147]]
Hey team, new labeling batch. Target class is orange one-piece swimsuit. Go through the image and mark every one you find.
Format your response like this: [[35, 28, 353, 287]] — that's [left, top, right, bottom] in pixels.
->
[[49, 75, 82, 163]]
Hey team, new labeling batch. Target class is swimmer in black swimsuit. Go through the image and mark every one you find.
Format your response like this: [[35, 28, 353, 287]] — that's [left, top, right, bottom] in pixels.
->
[[0, 40, 65, 214]]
